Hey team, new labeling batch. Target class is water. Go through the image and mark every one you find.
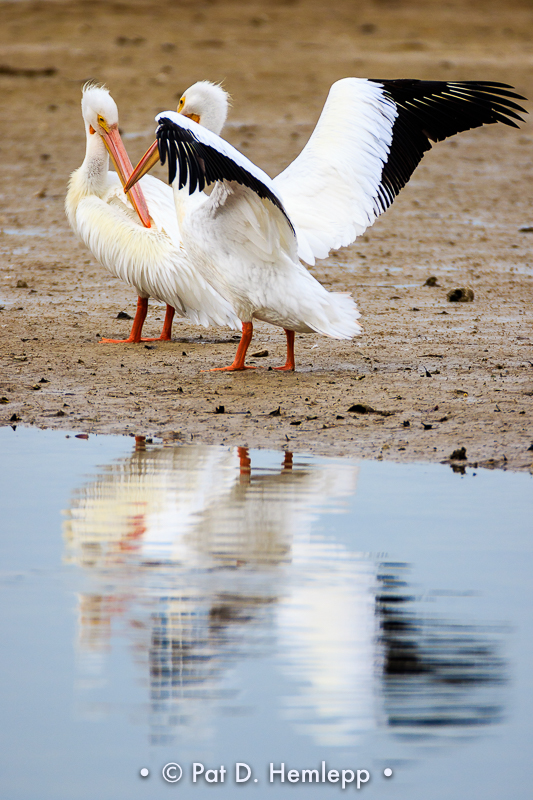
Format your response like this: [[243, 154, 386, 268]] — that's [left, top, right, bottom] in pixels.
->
[[1, 227, 50, 237], [0, 427, 532, 800]]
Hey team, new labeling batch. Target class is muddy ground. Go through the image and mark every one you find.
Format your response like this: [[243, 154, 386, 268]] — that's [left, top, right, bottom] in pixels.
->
[[0, 0, 532, 471]]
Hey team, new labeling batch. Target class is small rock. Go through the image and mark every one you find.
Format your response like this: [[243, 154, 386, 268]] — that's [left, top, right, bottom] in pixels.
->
[[0, 397, 9, 404], [422, 423, 433, 430], [518, 225, 533, 233], [290, 420, 302, 426], [55, 410, 65, 417], [269, 406, 281, 416], [75, 433, 89, 440], [402, 420, 410, 427], [336, 415, 344, 420], [31, 384, 41, 391], [447, 287, 474, 302], [348, 403, 394, 417], [424, 276, 439, 286], [38, 377, 49, 383], [348, 403, 374, 414], [527, 442, 533, 452], [450, 447, 467, 460], [251, 349, 269, 358], [116, 311, 133, 320], [145, 345, 156, 350], [215, 405, 225, 414], [10, 413, 20, 422], [16, 280, 28, 288]]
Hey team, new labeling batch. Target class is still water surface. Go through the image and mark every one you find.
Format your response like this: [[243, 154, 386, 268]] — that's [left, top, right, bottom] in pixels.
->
[[0, 427, 532, 799]]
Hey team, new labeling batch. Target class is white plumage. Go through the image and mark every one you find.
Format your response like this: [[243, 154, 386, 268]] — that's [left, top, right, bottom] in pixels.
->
[[65, 83, 239, 343], [126, 98, 361, 370], [274, 78, 398, 265], [125, 77, 525, 369], [273, 77, 525, 265]]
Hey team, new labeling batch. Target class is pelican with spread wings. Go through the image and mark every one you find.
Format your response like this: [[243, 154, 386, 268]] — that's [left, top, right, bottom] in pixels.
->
[[125, 78, 526, 370]]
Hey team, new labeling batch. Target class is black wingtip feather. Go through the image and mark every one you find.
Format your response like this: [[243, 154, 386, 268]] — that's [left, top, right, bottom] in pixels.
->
[[368, 79, 527, 214], [156, 117, 294, 231]]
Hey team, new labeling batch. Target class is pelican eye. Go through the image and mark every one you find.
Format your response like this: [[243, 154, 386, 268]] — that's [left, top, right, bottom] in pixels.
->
[[177, 96, 185, 112], [97, 114, 110, 132]]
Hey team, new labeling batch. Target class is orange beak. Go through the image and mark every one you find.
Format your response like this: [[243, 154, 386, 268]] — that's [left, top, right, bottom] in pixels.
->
[[101, 125, 152, 229], [123, 140, 160, 194]]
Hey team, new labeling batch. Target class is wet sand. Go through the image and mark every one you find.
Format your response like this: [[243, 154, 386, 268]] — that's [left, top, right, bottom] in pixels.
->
[[0, 0, 532, 471]]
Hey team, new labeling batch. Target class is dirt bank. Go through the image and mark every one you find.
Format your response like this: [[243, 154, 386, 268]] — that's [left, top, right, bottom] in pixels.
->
[[1, 0, 532, 471]]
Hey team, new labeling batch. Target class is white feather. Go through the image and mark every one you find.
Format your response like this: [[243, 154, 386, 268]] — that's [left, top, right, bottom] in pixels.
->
[[158, 114, 361, 342], [273, 78, 397, 265], [65, 85, 240, 332]]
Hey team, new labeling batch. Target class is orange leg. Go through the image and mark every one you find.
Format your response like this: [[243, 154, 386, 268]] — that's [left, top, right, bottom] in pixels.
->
[[100, 296, 148, 343], [274, 329, 296, 371], [282, 451, 293, 470], [238, 446, 251, 484], [140, 304, 175, 341], [159, 304, 175, 340], [100, 298, 175, 344], [209, 321, 256, 371]]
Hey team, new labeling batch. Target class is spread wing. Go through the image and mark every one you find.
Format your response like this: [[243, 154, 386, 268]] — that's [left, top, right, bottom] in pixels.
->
[[273, 78, 526, 265]]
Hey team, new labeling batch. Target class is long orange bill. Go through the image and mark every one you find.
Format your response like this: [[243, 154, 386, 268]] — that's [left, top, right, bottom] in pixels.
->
[[123, 140, 160, 193], [102, 125, 152, 228]]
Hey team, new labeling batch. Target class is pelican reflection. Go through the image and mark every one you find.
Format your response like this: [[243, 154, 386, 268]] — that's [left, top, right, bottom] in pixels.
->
[[63, 442, 505, 748]]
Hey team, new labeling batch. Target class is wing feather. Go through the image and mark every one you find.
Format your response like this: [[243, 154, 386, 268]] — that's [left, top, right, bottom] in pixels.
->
[[273, 78, 526, 265], [155, 111, 295, 233]]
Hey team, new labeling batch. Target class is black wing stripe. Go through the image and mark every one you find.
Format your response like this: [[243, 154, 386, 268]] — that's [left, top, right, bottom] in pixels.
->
[[156, 117, 294, 230], [368, 79, 527, 214]]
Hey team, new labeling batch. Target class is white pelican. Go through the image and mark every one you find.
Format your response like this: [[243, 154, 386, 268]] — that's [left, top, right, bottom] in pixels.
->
[[125, 78, 525, 371], [65, 83, 239, 343]]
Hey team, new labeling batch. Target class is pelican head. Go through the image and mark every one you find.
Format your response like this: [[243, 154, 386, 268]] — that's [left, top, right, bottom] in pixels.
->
[[177, 81, 229, 135], [123, 81, 231, 197], [80, 82, 151, 227], [81, 82, 120, 137]]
